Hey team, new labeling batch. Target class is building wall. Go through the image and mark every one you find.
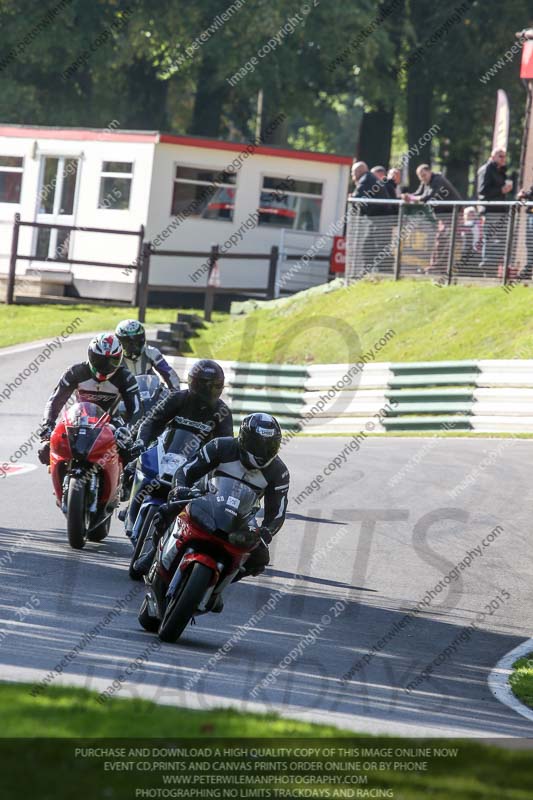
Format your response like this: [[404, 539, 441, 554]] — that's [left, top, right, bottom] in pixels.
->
[[0, 132, 155, 298], [0, 128, 350, 300], [146, 142, 350, 291]]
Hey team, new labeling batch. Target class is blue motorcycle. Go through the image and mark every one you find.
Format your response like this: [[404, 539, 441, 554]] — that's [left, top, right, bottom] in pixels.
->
[[127, 424, 203, 580]]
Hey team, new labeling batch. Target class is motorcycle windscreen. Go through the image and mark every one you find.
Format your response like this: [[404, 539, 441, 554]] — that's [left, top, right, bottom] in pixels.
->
[[159, 427, 203, 482], [136, 374, 162, 403], [189, 476, 259, 535], [118, 374, 161, 417], [63, 401, 106, 427], [63, 401, 107, 459]]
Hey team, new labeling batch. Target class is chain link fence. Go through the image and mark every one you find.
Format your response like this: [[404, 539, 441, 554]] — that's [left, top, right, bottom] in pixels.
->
[[346, 198, 533, 285]]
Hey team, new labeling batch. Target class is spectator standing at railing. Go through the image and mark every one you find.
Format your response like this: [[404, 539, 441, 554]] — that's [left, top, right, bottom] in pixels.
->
[[517, 184, 533, 280], [378, 167, 403, 271], [351, 161, 390, 210], [386, 168, 402, 199], [477, 148, 513, 274], [372, 164, 398, 219], [404, 164, 461, 273], [371, 165, 387, 182], [350, 160, 390, 274], [408, 164, 461, 209]]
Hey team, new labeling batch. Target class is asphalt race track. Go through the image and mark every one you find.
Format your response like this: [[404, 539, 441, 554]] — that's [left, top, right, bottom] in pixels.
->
[[1, 335, 533, 738]]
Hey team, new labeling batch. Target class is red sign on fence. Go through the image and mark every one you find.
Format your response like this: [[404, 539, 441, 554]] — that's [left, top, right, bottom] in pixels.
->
[[330, 236, 346, 273], [521, 40, 533, 79]]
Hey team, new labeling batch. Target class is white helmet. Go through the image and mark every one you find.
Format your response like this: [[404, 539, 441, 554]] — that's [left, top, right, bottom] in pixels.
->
[[88, 333, 123, 382]]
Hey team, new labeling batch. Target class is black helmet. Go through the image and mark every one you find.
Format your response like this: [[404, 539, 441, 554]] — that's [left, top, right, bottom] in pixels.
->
[[115, 319, 146, 361], [238, 413, 282, 469], [88, 333, 123, 382], [188, 359, 225, 406]]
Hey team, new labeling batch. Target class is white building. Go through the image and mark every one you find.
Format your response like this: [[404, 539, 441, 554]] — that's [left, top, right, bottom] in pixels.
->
[[0, 124, 351, 303]]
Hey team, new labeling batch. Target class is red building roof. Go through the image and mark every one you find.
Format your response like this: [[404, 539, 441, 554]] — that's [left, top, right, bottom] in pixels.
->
[[0, 124, 353, 165]]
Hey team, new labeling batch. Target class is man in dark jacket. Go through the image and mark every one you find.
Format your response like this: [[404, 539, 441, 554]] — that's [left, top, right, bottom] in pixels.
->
[[385, 168, 402, 200], [408, 165, 461, 273], [478, 149, 512, 207], [352, 161, 390, 214], [351, 161, 391, 274], [477, 148, 513, 273], [412, 164, 461, 212]]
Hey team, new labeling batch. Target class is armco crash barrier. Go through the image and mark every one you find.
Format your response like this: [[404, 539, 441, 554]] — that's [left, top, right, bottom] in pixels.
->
[[167, 357, 533, 434]]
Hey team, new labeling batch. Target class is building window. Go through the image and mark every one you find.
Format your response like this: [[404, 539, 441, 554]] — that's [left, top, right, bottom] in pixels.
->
[[171, 165, 237, 221], [99, 161, 132, 209], [0, 156, 23, 203], [258, 176, 323, 231]]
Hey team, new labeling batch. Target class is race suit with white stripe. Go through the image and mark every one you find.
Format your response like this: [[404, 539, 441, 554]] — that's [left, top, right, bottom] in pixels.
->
[[123, 345, 180, 390], [43, 363, 141, 427], [174, 436, 290, 541]]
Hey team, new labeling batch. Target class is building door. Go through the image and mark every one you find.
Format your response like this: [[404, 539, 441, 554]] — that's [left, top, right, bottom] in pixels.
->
[[34, 156, 80, 262]]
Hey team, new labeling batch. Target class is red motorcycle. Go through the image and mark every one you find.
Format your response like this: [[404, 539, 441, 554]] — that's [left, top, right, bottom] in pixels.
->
[[49, 401, 122, 549], [139, 476, 258, 642]]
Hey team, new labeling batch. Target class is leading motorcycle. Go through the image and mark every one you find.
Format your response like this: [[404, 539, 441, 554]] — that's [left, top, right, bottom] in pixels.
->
[[138, 475, 259, 642], [49, 401, 122, 549]]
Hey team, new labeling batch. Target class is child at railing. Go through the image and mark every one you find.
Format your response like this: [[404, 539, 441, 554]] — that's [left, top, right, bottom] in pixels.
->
[[458, 206, 483, 275]]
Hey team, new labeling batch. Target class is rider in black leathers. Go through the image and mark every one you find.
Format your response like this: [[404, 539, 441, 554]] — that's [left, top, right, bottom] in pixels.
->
[[125, 359, 233, 545], [144, 413, 289, 602]]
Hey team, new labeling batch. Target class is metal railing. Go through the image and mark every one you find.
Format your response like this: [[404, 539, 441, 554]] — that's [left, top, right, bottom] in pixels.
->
[[147, 244, 281, 321], [5, 213, 148, 318], [346, 198, 533, 286]]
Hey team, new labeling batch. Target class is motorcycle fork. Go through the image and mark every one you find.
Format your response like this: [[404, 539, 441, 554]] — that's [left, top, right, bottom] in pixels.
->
[[87, 471, 99, 514], [195, 559, 225, 613], [61, 473, 70, 514], [61, 463, 88, 513]]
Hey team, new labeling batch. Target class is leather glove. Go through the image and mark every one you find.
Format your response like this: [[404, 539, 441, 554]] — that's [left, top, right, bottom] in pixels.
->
[[168, 485, 203, 503], [128, 440, 145, 461], [38, 441, 50, 465], [38, 423, 52, 442], [229, 527, 263, 549], [258, 526, 273, 545], [114, 426, 132, 449], [153, 503, 178, 534]]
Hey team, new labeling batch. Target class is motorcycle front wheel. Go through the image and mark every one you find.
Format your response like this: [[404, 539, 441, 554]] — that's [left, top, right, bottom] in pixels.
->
[[66, 476, 88, 550], [158, 562, 212, 643], [129, 505, 159, 581]]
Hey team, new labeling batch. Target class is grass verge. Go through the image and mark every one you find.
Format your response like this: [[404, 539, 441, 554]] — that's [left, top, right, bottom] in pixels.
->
[[0, 304, 223, 349], [3, 280, 533, 363], [188, 278, 533, 364], [1, 684, 533, 798], [0, 682, 344, 737], [510, 652, 533, 709]]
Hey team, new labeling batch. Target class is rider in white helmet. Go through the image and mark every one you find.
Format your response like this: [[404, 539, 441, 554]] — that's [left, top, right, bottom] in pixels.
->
[[115, 319, 180, 390]]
